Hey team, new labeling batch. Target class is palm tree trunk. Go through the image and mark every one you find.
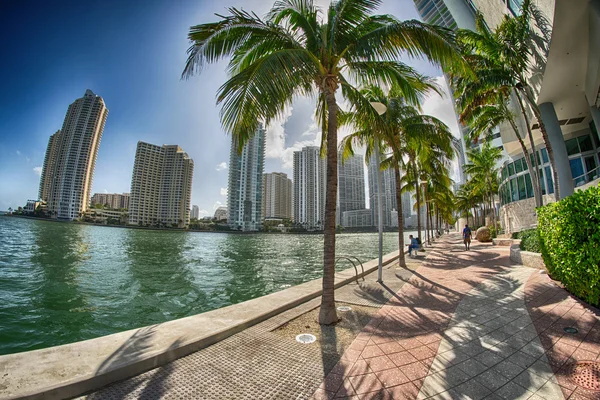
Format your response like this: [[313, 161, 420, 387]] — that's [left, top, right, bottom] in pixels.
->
[[394, 165, 406, 268], [425, 195, 430, 245], [414, 161, 422, 244], [515, 90, 543, 207], [521, 86, 560, 201], [319, 89, 338, 325], [507, 114, 541, 208]]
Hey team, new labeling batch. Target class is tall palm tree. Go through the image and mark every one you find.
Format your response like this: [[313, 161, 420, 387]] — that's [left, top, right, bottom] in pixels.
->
[[182, 0, 464, 324], [340, 84, 447, 267], [463, 142, 502, 227]]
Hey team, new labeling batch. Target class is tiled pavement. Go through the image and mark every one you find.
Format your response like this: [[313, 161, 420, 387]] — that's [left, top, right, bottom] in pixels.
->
[[313, 234, 600, 400]]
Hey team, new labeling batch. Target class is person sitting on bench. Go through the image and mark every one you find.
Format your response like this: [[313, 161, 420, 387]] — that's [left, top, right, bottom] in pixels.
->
[[408, 235, 419, 257]]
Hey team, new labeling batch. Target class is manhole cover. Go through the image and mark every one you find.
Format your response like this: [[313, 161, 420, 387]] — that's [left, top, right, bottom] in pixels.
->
[[564, 327, 579, 334], [570, 361, 600, 391], [296, 334, 316, 344], [337, 306, 352, 312]]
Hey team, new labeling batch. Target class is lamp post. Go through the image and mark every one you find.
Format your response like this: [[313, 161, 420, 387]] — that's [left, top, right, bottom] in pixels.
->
[[370, 102, 387, 283]]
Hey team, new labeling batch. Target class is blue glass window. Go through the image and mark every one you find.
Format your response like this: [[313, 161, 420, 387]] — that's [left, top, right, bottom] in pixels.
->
[[566, 138, 579, 156], [539, 169, 546, 195], [578, 135, 594, 152], [510, 178, 518, 202], [545, 166, 554, 194], [525, 174, 534, 198], [570, 158, 585, 187], [508, 162, 515, 176], [541, 148, 549, 163]]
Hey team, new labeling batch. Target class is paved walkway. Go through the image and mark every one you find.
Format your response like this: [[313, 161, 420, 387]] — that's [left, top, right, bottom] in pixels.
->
[[83, 234, 600, 399], [313, 234, 600, 400]]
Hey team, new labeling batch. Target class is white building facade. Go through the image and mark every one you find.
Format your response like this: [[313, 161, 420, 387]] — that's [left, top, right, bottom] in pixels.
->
[[227, 125, 266, 231], [263, 172, 292, 220], [46, 90, 108, 220], [293, 146, 326, 230]]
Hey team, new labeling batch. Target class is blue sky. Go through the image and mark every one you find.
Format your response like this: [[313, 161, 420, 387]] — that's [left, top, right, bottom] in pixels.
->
[[0, 0, 458, 215]]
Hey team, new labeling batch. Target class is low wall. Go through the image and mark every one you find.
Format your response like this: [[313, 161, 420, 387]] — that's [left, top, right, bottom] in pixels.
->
[[0, 251, 401, 400], [500, 194, 555, 234], [510, 244, 546, 270]]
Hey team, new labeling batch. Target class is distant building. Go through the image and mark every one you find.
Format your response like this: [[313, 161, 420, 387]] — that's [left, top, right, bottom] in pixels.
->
[[293, 146, 326, 230], [368, 156, 397, 228], [46, 90, 108, 220], [84, 208, 128, 224], [90, 193, 130, 210], [342, 209, 372, 228], [38, 130, 61, 202], [129, 142, 194, 228], [263, 172, 292, 220], [214, 206, 228, 221], [228, 125, 266, 231], [191, 205, 200, 220], [338, 152, 366, 226], [25, 200, 42, 213]]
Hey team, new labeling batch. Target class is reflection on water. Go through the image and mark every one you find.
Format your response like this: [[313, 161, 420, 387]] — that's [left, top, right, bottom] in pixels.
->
[[0, 217, 417, 355]]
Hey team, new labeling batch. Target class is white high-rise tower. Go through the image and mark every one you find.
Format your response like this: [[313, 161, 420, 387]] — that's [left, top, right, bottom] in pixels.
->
[[293, 146, 326, 230], [227, 125, 266, 231], [47, 90, 108, 220]]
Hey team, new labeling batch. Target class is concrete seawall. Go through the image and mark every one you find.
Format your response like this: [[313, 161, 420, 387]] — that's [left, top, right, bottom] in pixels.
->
[[0, 251, 401, 400]]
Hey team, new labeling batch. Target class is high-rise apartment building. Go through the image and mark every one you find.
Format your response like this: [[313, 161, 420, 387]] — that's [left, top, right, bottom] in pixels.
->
[[191, 205, 200, 220], [90, 193, 130, 209], [263, 172, 292, 220], [46, 90, 108, 220], [38, 130, 61, 202], [337, 152, 366, 225], [228, 125, 266, 231], [214, 206, 228, 221], [293, 146, 326, 230], [129, 142, 194, 228], [368, 156, 398, 227]]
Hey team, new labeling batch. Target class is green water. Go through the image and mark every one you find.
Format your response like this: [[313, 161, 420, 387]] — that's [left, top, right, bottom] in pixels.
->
[[0, 217, 416, 355]]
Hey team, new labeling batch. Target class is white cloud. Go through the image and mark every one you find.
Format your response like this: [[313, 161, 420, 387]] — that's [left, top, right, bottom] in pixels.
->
[[16, 150, 21, 156], [421, 76, 461, 139], [220, 187, 228, 197], [215, 162, 227, 171], [213, 201, 223, 210], [265, 105, 294, 159], [198, 209, 209, 216], [33, 166, 42, 176], [103, 189, 108, 194]]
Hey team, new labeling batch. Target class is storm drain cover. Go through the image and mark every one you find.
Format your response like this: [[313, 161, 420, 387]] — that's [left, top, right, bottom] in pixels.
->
[[564, 327, 579, 334], [569, 361, 600, 391], [337, 306, 352, 312], [296, 334, 316, 344]]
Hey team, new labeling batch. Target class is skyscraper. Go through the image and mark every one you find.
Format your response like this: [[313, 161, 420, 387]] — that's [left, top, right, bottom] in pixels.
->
[[129, 142, 194, 228], [47, 90, 108, 220], [337, 152, 366, 225], [38, 130, 61, 202], [228, 125, 266, 231], [191, 205, 200, 220], [293, 146, 326, 230], [368, 156, 398, 227], [263, 172, 292, 220]]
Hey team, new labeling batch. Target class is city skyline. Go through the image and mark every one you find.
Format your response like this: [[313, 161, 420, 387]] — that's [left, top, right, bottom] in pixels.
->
[[0, 0, 460, 215]]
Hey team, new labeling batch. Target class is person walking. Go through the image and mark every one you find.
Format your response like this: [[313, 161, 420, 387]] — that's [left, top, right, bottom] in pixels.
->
[[408, 235, 419, 257], [463, 224, 472, 251]]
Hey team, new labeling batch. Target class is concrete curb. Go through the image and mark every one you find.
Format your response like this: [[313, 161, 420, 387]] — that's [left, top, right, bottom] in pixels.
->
[[0, 251, 401, 400], [510, 243, 546, 270]]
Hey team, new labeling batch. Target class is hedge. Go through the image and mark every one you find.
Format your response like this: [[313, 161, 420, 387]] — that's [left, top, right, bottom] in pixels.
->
[[518, 229, 541, 253], [537, 185, 600, 306]]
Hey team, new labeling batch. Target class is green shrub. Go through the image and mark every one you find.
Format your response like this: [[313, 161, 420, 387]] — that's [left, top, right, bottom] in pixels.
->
[[518, 229, 541, 253], [537, 185, 600, 306]]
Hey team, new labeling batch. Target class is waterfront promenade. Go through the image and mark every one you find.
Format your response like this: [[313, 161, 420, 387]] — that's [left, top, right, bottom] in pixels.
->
[[80, 234, 600, 399]]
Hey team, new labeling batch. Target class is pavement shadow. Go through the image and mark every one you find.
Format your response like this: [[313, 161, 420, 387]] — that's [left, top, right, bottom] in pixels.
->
[[83, 326, 184, 400]]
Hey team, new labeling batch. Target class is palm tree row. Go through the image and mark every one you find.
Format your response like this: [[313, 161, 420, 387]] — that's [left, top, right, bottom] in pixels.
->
[[183, 0, 466, 324]]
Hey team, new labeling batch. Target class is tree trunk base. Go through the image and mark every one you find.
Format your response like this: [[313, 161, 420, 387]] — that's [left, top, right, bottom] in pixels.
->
[[318, 307, 340, 325]]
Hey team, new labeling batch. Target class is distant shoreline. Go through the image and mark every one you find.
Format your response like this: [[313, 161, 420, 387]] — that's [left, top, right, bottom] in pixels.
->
[[1, 214, 420, 235]]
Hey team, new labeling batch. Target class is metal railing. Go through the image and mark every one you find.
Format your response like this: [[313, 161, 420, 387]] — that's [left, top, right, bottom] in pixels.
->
[[573, 165, 600, 188], [335, 256, 365, 285]]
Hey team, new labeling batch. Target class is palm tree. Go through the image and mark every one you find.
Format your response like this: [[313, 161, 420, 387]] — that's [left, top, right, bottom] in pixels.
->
[[451, 1, 557, 199], [340, 84, 444, 267], [463, 143, 502, 227], [182, 0, 464, 324]]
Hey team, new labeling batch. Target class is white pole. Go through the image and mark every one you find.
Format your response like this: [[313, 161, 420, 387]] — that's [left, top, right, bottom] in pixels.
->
[[375, 140, 384, 283]]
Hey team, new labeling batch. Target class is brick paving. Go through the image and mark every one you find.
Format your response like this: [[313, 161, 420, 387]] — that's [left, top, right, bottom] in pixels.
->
[[312, 234, 600, 400]]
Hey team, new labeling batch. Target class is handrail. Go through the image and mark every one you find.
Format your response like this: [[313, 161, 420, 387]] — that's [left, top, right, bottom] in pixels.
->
[[573, 164, 600, 187], [335, 256, 365, 284]]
